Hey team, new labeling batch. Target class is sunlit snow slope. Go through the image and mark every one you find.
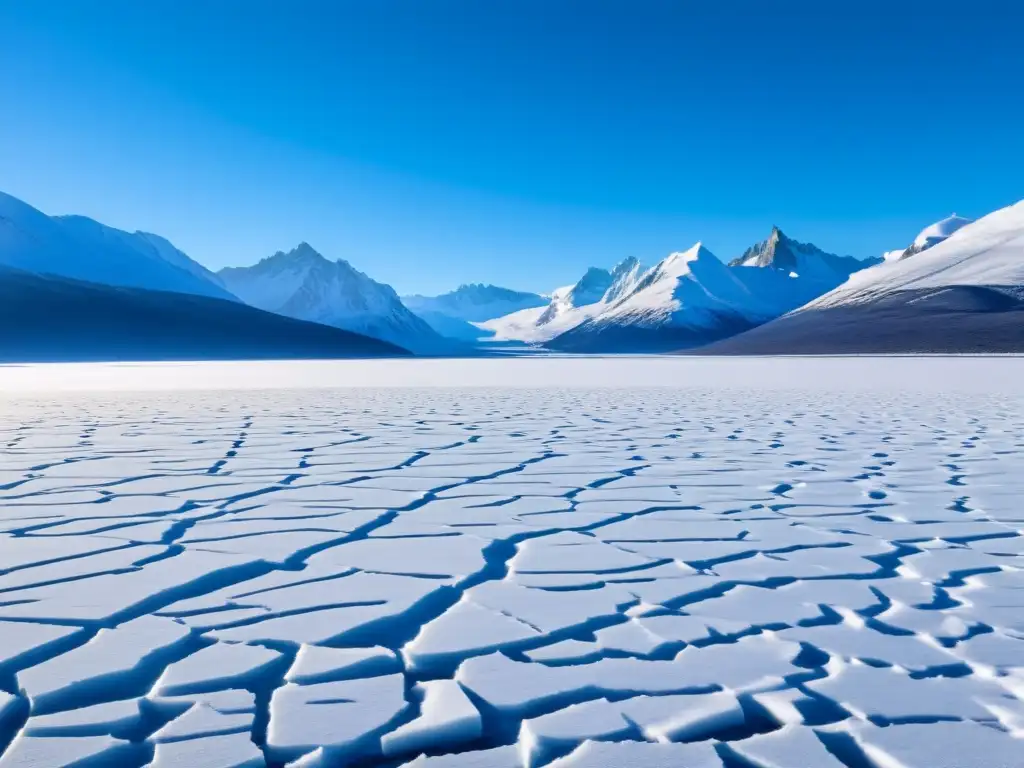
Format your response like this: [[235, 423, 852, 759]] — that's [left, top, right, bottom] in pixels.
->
[[548, 245, 770, 352], [0, 191, 234, 301], [480, 259, 643, 343]]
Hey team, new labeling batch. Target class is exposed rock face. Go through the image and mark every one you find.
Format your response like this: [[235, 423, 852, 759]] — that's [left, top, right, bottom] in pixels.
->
[[729, 226, 878, 277]]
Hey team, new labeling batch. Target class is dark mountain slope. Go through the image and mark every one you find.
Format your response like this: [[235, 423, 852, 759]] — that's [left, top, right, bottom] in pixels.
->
[[692, 286, 1024, 355], [0, 267, 408, 362]]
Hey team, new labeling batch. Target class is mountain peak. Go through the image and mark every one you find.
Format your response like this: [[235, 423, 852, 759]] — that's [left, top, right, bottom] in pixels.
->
[[533, 266, 613, 326], [731, 229, 787, 269], [255, 242, 328, 267], [768, 226, 793, 247], [610, 256, 639, 274], [288, 242, 325, 260], [566, 266, 613, 306], [448, 282, 532, 298], [256, 242, 359, 275], [402, 283, 546, 323], [729, 226, 881, 290], [217, 245, 447, 353], [602, 256, 646, 305], [577, 266, 612, 281], [663, 242, 712, 267]]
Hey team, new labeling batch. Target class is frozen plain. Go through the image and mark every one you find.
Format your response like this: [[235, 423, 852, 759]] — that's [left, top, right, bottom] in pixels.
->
[[2, 357, 1024, 768]]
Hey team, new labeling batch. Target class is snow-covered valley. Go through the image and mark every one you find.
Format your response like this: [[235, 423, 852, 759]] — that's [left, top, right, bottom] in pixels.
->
[[1, 357, 1023, 767]]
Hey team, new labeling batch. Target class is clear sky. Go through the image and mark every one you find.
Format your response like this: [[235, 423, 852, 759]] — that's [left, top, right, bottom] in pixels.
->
[[1, 1, 1021, 295]]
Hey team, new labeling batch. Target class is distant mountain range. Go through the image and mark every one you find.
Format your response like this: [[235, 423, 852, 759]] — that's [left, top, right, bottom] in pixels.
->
[[400, 284, 547, 342], [478, 258, 645, 344], [403, 284, 547, 322], [485, 229, 876, 352], [2, 187, 1020, 359]]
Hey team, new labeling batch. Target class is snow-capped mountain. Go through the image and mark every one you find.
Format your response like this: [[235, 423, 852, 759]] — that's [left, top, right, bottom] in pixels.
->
[[218, 243, 449, 353], [812, 204, 1021, 308], [601, 256, 645, 305], [535, 267, 612, 326], [0, 191, 234, 300], [556, 267, 614, 308], [481, 259, 643, 343], [403, 284, 546, 322], [546, 231, 878, 352], [727, 226, 878, 318], [728, 226, 877, 279], [700, 200, 1024, 354], [548, 244, 771, 352]]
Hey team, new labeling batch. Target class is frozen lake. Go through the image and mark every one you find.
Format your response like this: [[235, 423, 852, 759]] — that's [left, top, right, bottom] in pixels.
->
[[1, 357, 1023, 767], [2, 355, 1024, 394]]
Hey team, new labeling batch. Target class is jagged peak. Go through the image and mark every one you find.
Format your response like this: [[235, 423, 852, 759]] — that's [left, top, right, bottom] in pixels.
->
[[761, 225, 794, 248], [241, 243, 374, 279], [600, 256, 646, 306], [448, 282, 536, 297], [642, 244, 715, 284], [264, 241, 326, 262], [663, 241, 712, 265], [728, 226, 869, 273], [612, 242, 726, 302], [565, 266, 613, 301], [576, 266, 612, 282], [610, 256, 640, 273]]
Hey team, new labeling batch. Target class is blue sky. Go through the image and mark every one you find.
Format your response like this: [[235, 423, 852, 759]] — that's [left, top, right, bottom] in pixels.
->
[[1, 1, 1021, 295]]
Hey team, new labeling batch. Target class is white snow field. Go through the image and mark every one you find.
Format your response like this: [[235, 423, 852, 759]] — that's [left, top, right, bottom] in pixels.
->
[[1, 356, 1024, 767]]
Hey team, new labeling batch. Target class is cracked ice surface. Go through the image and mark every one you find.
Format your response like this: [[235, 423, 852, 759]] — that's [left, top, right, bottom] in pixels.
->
[[1, 357, 1024, 767]]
